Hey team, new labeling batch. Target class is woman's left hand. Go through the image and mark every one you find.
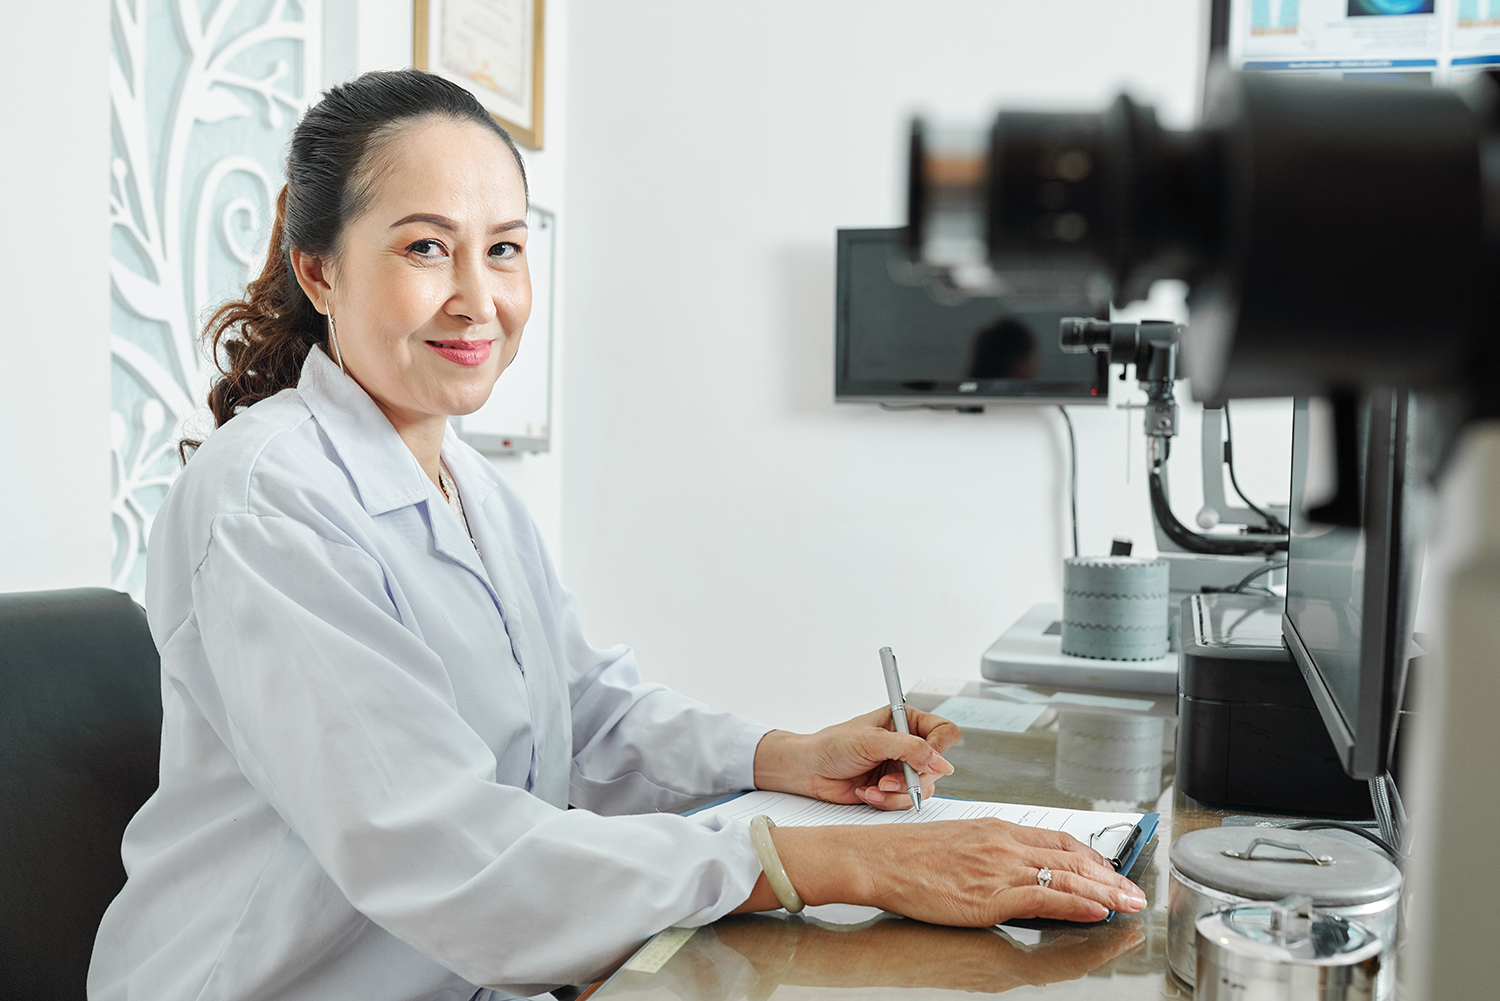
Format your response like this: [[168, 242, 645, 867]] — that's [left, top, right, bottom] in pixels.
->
[[752, 706, 961, 810]]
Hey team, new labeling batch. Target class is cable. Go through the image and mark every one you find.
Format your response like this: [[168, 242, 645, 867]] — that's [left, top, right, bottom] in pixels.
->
[[1223, 402, 1289, 535], [1285, 820, 1400, 863], [1385, 773, 1407, 835], [1225, 560, 1287, 594], [1149, 466, 1288, 556], [1058, 406, 1079, 558], [1369, 778, 1396, 851], [1367, 773, 1404, 851]]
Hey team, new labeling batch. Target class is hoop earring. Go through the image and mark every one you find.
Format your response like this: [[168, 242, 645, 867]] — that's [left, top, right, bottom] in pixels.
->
[[326, 302, 347, 376]]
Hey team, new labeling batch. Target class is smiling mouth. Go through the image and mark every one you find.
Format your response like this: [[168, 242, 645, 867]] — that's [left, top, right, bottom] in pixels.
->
[[425, 340, 494, 367]]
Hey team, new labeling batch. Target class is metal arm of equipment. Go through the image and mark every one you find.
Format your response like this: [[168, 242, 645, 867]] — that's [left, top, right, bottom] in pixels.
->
[[1060, 318, 1288, 556]]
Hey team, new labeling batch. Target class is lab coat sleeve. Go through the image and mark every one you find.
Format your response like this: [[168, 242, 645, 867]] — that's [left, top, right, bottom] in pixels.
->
[[522, 526, 773, 815], [559, 590, 773, 815], [190, 512, 764, 992]]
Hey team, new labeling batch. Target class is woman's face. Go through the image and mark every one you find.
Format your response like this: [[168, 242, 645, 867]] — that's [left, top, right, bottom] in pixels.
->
[[305, 117, 531, 430]]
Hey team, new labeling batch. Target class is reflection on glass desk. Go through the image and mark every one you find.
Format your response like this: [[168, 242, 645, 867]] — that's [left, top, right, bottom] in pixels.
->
[[600, 909, 1154, 1000], [589, 680, 1255, 1000]]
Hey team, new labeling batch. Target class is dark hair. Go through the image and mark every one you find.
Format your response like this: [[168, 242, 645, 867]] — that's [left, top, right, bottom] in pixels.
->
[[181, 69, 527, 459]]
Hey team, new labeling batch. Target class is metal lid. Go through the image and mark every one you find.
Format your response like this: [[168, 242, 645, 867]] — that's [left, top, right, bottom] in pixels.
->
[[1170, 827, 1401, 906], [1196, 896, 1383, 968]]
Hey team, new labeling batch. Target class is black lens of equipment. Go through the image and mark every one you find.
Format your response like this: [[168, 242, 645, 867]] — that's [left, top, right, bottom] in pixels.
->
[[909, 71, 1494, 403]]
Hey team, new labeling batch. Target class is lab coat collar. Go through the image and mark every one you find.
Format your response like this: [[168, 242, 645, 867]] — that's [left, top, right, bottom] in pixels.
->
[[298, 349, 500, 607], [297, 347, 432, 518], [423, 440, 508, 612], [438, 426, 500, 513], [437, 433, 528, 627], [296, 350, 571, 804]]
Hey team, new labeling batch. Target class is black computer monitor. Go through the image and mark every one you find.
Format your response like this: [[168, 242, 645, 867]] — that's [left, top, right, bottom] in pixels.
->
[[834, 228, 1106, 408], [1282, 394, 1421, 780], [1211, 0, 1478, 783]]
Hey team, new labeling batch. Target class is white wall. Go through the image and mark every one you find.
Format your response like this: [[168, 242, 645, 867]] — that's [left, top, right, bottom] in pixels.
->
[[0, 2, 113, 593], [486, 0, 569, 561], [561, 0, 1215, 733]]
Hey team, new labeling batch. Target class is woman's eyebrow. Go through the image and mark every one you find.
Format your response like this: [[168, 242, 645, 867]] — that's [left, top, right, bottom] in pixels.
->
[[389, 213, 528, 235]]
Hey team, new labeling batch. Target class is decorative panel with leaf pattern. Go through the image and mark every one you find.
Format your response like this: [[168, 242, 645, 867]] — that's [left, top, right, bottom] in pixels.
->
[[109, 0, 320, 594]]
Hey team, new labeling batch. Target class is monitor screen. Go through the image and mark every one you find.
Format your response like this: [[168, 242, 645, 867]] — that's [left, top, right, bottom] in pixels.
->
[[1211, 0, 1466, 782], [835, 228, 1105, 407], [1282, 393, 1421, 779], [1213, 0, 1500, 87]]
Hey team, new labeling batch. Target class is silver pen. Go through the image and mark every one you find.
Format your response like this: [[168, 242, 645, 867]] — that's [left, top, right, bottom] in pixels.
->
[[878, 647, 923, 812]]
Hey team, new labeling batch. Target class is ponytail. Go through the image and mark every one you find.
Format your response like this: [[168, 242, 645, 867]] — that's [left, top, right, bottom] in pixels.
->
[[179, 186, 322, 460]]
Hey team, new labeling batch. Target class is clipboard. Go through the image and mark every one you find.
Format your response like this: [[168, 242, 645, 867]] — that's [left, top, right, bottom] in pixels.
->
[[1100, 812, 1159, 875]]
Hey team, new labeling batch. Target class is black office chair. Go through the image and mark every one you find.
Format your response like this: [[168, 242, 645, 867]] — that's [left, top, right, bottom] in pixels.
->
[[0, 588, 163, 1000]]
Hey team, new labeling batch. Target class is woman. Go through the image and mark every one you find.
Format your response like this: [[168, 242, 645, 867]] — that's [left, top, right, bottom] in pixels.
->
[[89, 70, 1143, 1001]]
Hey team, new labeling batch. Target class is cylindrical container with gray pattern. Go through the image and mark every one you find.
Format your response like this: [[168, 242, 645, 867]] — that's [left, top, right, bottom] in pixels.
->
[[1061, 556, 1170, 661]]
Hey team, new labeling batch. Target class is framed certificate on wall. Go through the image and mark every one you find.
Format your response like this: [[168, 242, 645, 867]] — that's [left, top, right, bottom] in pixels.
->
[[414, 0, 545, 149]]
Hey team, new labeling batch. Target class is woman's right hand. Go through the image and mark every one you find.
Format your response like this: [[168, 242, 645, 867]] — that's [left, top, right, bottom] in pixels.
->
[[754, 818, 1146, 925]]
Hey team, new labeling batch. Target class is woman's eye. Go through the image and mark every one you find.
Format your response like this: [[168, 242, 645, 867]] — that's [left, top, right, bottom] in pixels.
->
[[490, 242, 521, 260], [407, 239, 446, 258]]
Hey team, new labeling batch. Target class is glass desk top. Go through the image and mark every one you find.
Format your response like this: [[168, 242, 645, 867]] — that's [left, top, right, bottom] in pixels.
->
[[587, 680, 1259, 1000]]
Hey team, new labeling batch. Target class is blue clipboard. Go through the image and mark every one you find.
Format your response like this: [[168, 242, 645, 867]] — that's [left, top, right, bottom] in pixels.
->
[[1112, 812, 1159, 876]]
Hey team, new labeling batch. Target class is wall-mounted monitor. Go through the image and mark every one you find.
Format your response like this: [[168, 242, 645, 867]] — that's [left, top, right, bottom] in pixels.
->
[[835, 228, 1107, 409]]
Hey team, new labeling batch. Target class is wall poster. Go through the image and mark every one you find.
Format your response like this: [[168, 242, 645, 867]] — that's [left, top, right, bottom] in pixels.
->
[[414, 0, 545, 148], [1227, 0, 1500, 85]]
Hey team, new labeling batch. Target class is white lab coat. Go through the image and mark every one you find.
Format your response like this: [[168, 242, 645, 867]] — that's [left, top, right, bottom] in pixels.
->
[[88, 347, 771, 1001]]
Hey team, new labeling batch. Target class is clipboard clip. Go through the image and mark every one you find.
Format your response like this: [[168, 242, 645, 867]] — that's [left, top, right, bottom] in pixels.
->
[[1089, 821, 1135, 850]]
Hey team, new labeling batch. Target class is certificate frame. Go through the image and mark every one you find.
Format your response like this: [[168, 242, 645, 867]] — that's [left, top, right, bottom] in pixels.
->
[[413, 0, 545, 149]]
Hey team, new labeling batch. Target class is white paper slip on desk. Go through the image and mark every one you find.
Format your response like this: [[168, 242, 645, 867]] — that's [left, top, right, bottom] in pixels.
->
[[982, 602, 1179, 695], [930, 695, 1050, 733]]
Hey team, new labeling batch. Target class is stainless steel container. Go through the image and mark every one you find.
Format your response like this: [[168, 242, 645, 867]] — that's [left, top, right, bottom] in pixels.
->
[[1167, 827, 1401, 989], [1196, 894, 1383, 1000]]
